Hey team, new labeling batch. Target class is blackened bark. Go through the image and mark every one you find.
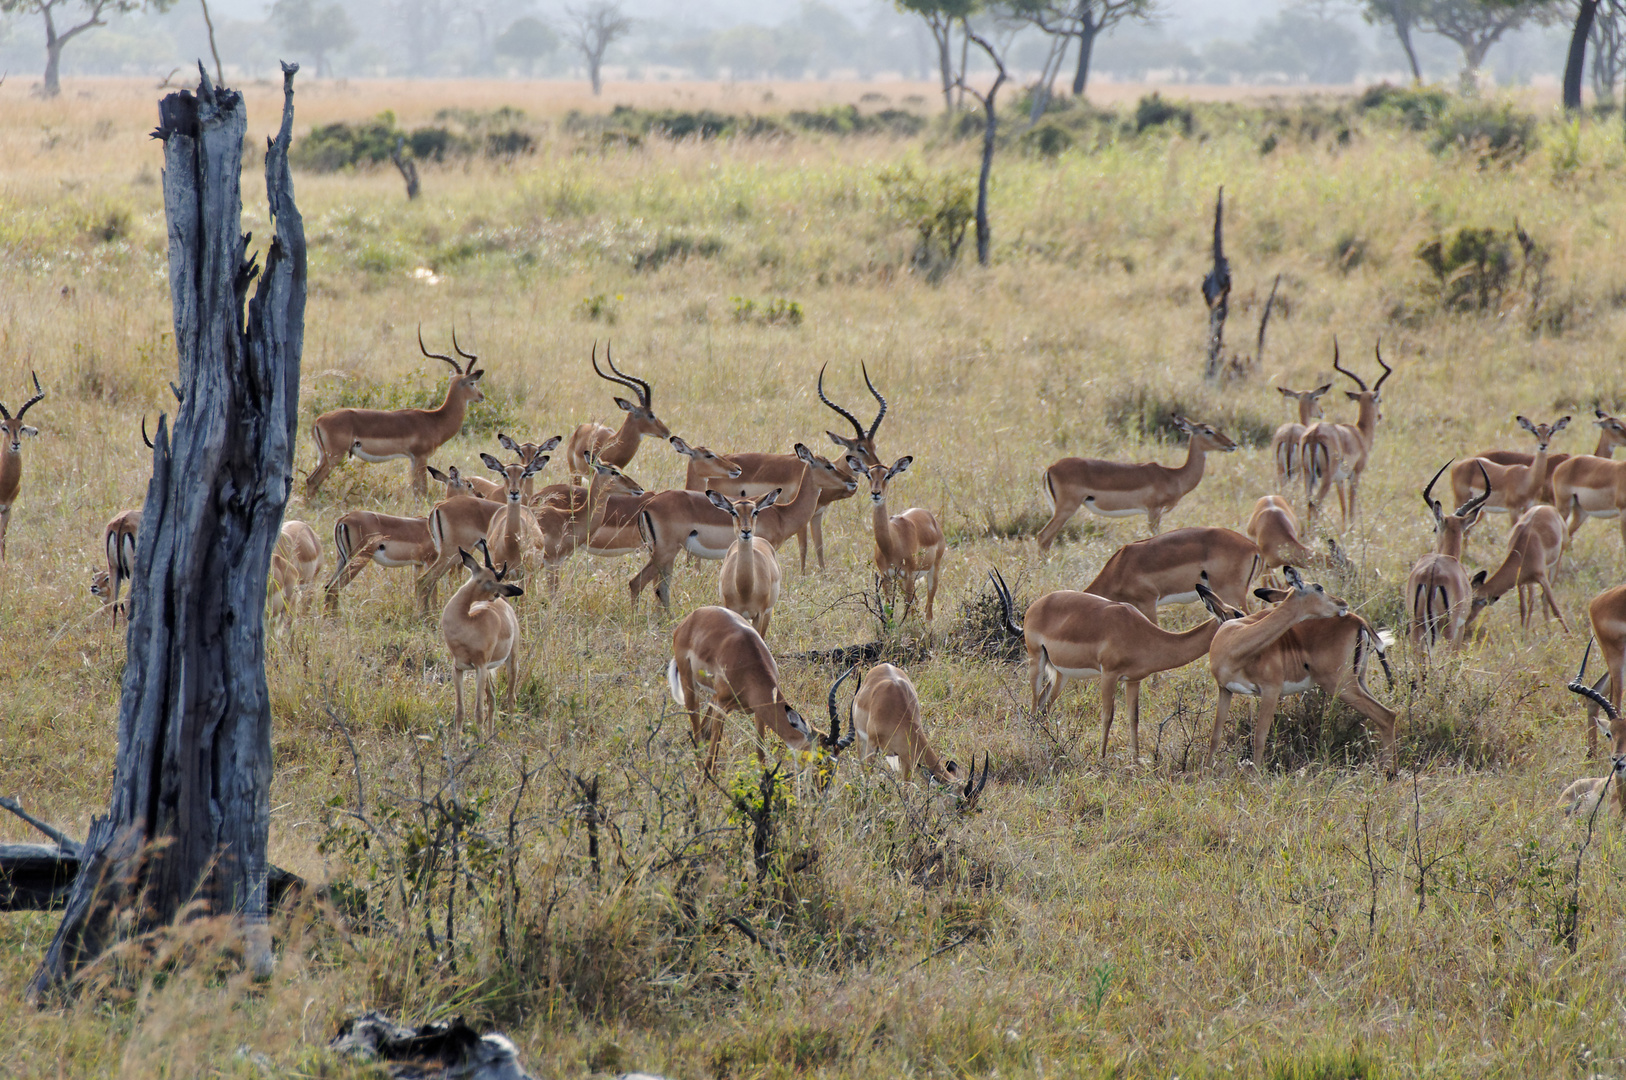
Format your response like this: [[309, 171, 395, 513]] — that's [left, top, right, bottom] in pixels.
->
[[1567, 0, 1601, 111], [28, 61, 305, 999], [1202, 186, 1230, 380], [1070, 10, 1099, 96]]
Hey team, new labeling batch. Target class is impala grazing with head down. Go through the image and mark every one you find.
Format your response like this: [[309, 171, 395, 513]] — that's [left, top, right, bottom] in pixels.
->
[[709, 490, 783, 636], [1407, 461, 1491, 653], [1270, 382, 1330, 491], [1198, 574, 1396, 775], [1083, 526, 1260, 624], [991, 568, 1225, 761], [833, 663, 989, 804], [850, 453, 945, 622], [1549, 408, 1626, 540], [441, 540, 523, 735], [1467, 504, 1570, 634], [1577, 588, 1626, 758], [1449, 415, 1570, 528], [1561, 644, 1626, 817], [1036, 415, 1238, 550], [305, 327, 486, 498], [668, 605, 848, 779], [565, 344, 671, 483], [1299, 339, 1391, 530], [268, 520, 322, 628], [0, 371, 45, 560], [91, 508, 142, 625]]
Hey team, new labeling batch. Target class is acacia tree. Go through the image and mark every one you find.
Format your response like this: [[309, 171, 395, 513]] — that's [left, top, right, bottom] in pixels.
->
[[564, 1, 632, 94], [0, 0, 175, 97], [1565, 0, 1602, 109], [1416, 0, 1563, 91], [1358, 0, 1426, 81], [1592, 0, 1626, 104], [896, 0, 978, 113], [495, 15, 558, 75], [1008, 0, 1154, 119]]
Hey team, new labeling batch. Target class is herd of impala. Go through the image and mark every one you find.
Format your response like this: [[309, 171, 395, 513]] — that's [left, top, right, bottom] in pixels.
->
[[5, 326, 1626, 814]]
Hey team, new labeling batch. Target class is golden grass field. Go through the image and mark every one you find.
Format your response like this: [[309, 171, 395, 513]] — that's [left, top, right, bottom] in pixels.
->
[[3, 74, 1626, 1077]]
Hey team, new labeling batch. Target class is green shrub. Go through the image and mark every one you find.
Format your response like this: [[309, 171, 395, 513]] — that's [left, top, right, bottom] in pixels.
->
[[1416, 226, 1515, 311], [1102, 384, 1273, 449], [1134, 92, 1193, 135], [876, 163, 974, 281], [1357, 82, 1450, 131], [1429, 99, 1538, 162], [632, 233, 724, 272], [1021, 122, 1074, 158], [290, 114, 400, 171], [730, 296, 802, 326]]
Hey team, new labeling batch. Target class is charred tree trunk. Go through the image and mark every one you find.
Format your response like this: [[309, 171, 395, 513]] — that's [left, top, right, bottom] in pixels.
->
[[1201, 186, 1231, 381], [1567, 0, 1601, 112], [1070, 10, 1099, 97], [962, 32, 1008, 269], [28, 61, 305, 999]]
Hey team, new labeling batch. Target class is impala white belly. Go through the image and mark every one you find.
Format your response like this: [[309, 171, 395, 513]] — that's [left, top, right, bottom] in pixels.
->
[[1225, 681, 1259, 695], [1051, 663, 1102, 679], [1585, 507, 1621, 520], [1082, 499, 1145, 518], [1477, 505, 1510, 515], [350, 445, 414, 464], [1227, 677, 1316, 697], [1159, 590, 1199, 606], [683, 532, 732, 559], [372, 551, 420, 568]]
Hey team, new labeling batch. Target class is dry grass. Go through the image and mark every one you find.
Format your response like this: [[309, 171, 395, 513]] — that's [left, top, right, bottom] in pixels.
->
[[1, 77, 1625, 1077]]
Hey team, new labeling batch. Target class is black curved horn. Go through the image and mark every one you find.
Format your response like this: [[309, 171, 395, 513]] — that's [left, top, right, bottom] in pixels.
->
[[603, 342, 651, 407], [818, 363, 866, 439], [862, 363, 887, 438], [14, 371, 44, 420], [1422, 459, 1452, 518], [451, 325, 478, 364], [1373, 338, 1393, 392], [419, 324, 462, 374], [824, 664, 858, 750], [1456, 459, 1493, 518], [1570, 639, 1620, 722], [989, 568, 1023, 638], [1331, 336, 1365, 390], [141, 415, 154, 450]]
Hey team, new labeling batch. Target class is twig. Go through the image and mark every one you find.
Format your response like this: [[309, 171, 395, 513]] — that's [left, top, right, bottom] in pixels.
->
[[902, 928, 979, 973], [0, 797, 79, 853], [1562, 770, 1611, 953]]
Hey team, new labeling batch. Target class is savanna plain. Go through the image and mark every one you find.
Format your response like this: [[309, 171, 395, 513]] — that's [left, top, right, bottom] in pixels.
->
[[2, 74, 1625, 1078]]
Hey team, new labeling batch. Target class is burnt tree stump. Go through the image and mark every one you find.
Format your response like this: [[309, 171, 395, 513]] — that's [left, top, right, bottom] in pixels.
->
[[29, 61, 305, 998]]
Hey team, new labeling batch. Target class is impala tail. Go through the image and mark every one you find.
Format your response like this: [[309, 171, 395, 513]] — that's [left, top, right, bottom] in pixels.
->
[[666, 658, 684, 705]]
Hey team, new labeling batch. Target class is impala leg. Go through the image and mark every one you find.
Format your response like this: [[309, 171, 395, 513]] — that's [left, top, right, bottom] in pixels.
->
[[1098, 673, 1117, 759], [1250, 687, 1282, 769], [475, 665, 491, 736], [1208, 688, 1234, 766], [1035, 477, 1082, 553], [706, 704, 727, 776], [924, 556, 941, 622], [453, 667, 466, 732], [680, 668, 703, 750], [1146, 507, 1163, 535], [1517, 583, 1531, 629], [0, 505, 9, 560], [1539, 577, 1569, 632], [757, 610, 772, 637], [1125, 679, 1143, 762], [1347, 476, 1360, 528], [812, 512, 827, 570], [901, 566, 918, 622], [410, 455, 430, 497], [304, 448, 339, 498], [505, 648, 518, 715], [796, 524, 810, 574], [1335, 681, 1398, 779]]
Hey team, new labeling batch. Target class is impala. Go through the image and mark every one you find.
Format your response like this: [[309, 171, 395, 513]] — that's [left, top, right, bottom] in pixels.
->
[[1036, 415, 1238, 549], [684, 443, 858, 572], [480, 451, 550, 577], [628, 445, 829, 609], [710, 490, 782, 636], [441, 540, 523, 735], [1448, 416, 1570, 525], [1299, 339, 1391, 529], [1579, 588, 1626, 758], [1549, 409, 1626, 539], [1482, 407, 1626, 509], [531, 458, 647, 591], [1467, 504, 1570, 634], [498, 433, 563, 503], [324, 510, 437, 612], [1245, 497, 1318, 577], [91, 508, 141, 625], [841, 662, 987, 796], [1407, 461, 1491, 652], [1561, 644, 1626, 816], [850, 453, 945, 623], [268, 520, 322, 627], [0, 371, 44, 560], [990, 568, 1223, 760], [672, 436, 743, 487], [818, 362, 888, 470], [668, 605, 847, 778], [565, 343, 670, 483], [305, 327, 487, 497], [1082, 526, 1260, 624], [418, 494, 507, 607], [425, 464, 482, 499], [1198, 577, 1396, 775], [1270, 382, 1330, 490]]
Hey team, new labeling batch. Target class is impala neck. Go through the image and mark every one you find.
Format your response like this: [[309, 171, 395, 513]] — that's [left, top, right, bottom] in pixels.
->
[[1477, 550, 1523, 600], [431, 378, 472, 432], [504, 496, 524, 538], [1596, 431, 1623, 457], [1170, 439, 1209, 495], [1355, 398, 1380, 443], [1222, 600, 1324, 665], [447, 575, 483, 619], [1160, 618, 1224, 668], [730, 530, 757, 594], [1297, 399, 1318, 425], [1436, 521, 1466, 560], [0, 453, 19, 504], [760, 465, 821, 539], [871, 490, 902, 561], [601, 415, 646, 466]]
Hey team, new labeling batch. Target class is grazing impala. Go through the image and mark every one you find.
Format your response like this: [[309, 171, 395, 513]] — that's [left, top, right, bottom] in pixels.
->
[[1467, 504, 1570, 634], [324, 511, 437, 612], [1579, 588, 1626, 758], [1449, 416, 1570, 525], [818, 362, 888, 470], [565, 344, 671, 483], [1299, 339, 1391, 530], [1481, 407, 1626, 510], [267, 520, 322, 627], [1550, 409, 1626, 539], [1036, 415, 1238, 549], [1561, 644, 1626, 816], [480, 451, 551, 577], [305, 327, 487, 497], [1083, 526, 1260, 624], [441, 540, 523, 735], [668, 605, 848, 778], [1270, 382, 1330, 491], [91, 508, 142, 625], [849, 453, 945, 622], [685, 443, 858, 572], [0, 371, 44, 560], [710, 490, 783, 636], [842, 662, 986, 793], [1407, 461, 1491, 653], [1198, 576, 1396, 775], [1245, 497, 1318, 576], [991, 568, 1223, 760]]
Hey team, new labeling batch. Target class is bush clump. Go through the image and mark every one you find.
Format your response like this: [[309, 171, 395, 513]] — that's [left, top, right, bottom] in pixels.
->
[[1416, 226, 1515, 312], [1356, 82, 1451, 130], [290, 107, 536, 172], [786, 105, 926, 138], [1430, 99, 1538, 162], [1020, 122, 1074, 158], [876, 164, 974, 281], [633, 233, 724, 272], [1134, 92, 1193, 135], [1103, 383, 1273, 449]]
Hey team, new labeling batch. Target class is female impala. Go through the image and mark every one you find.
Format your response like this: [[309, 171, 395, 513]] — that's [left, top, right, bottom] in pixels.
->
[[91, 508, 141, 625], [1036, 415, 1237, 549], [991, 568, 1224, 760], [1407, 461, 1491, 652], [425, 464, 482, 498], [1245, 497, 1317, 576], [565, 344, 671, 483], [0, 371, 45, 560], [668, 605, 847, 779], [709, 490, 783, 636], [532, 458, 647, 591], [1467, 504, 1570, 634], [1561, 646, 1626, 816], [1198, 576, 1396, 775], [306, 327, 487, 497], [1550, 409, 1626, 539], [479, 451, 550, 578], [1578, 588, 1626, 758], [441, 540, 523, 735], [1480, 407, 1626, 509], [417, 493, 507, 608], [1449, 416, 1570, 525], [324, 509, 436, 612], [498, 433, 563, 503], [818, 362, 888, 470], [685, 442, 857, 572], [1270, 382, 1330, 491], [267, 520, 322, 627], [1299, 339, 1392, 530], [843, 663, 983, 789], [849, 453, 945, 622], [1083, 526, 1260, 624]]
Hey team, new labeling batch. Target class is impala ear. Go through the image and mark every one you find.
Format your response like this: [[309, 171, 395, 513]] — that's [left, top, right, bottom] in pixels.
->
[[20, 426, 36, 438], [885, 456, 913, 480], [467, 368, 484, 380], [1472, 570, 1488, 587], [1598, 713, 1615, 736], [794, 442, 814, 462], [540, 435, 563, 452], [1346, 391, 1361, 401], [669, 435, 694, 456], [497, 433, 519, 452], [502, 584, 525, 598], [1276, 386, 1296, 399], [845, 455, 866, 474], [479, 452, 505, 475], [827, 430, 856, 449], [1554, 416, 1571, 433], [1312, 383, 1332, 396], [758, 488, 780, 509], [458, 547, 481, 573], [426, 465, 449, 482], [785, 707, 811, 738], [706, 490, 734, 513], [615, 397, 636, 413], [1255, 587, 1289, 603], [523, 455, 548, 477], [1516, 415, 1536, 434]]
